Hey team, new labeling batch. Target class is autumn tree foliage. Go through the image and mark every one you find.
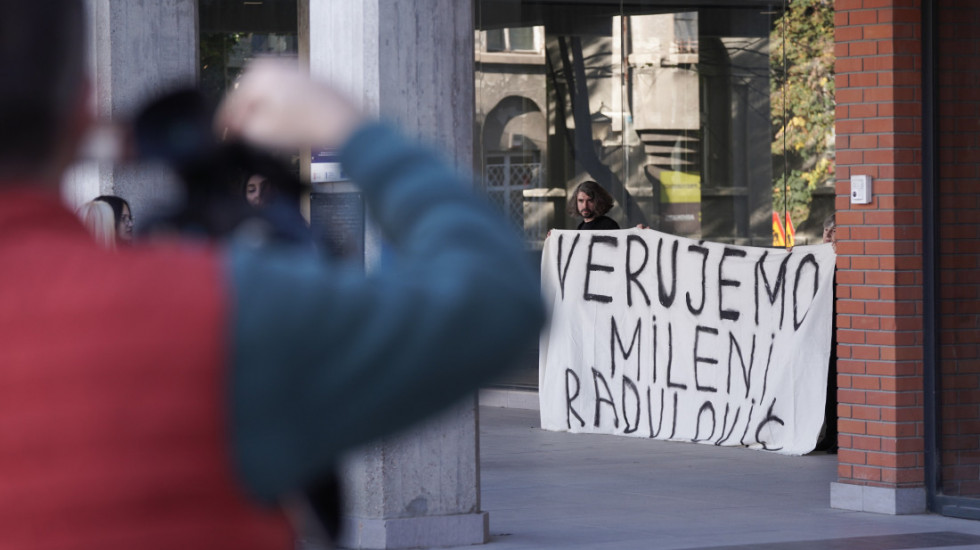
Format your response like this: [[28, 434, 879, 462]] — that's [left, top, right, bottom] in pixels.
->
[[770, 0, 835, 227]]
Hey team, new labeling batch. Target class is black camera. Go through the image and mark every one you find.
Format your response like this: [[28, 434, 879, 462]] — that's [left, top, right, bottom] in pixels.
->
[[132, 88, 309, 244]]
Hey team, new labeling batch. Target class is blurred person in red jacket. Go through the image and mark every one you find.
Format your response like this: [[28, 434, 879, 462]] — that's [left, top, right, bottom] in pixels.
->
[[0, 2, 544, 549]]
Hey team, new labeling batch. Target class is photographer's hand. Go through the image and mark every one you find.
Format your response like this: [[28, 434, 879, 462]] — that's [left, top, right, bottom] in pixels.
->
[[215, 59, 364, 150]]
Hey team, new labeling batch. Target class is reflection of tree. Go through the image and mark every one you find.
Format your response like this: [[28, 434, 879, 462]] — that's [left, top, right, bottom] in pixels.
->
[[547, 36, 646, 225], [771, 0, 835, 225], [200, 32, 244, 104]]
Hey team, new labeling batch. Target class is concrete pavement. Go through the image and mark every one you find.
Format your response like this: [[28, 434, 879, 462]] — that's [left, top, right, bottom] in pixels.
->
[[453, 404, 980, 550]]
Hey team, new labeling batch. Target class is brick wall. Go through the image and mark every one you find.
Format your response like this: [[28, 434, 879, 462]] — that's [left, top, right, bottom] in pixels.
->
[[937, 0, 980, 498], [833, 0, 925, 489]]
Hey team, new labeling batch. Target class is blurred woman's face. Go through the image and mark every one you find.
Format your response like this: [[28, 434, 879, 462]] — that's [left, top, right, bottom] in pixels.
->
[[117, 204, 134, 242], [246, 175, 269, 207]]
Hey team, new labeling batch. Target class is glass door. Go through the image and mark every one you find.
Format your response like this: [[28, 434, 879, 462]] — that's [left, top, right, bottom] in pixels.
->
[[931, 0, 980, 519]]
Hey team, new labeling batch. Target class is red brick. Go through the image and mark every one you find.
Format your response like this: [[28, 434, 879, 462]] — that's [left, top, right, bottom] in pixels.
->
[[891, 468, 925, 484], [839, 418, 868, 435], [882, 435, 924, 454], [837, 150, 864, 165], [838, 449, 867, 464], [852, 346, 882, 361], [866, 331, 902, 346], [849, 10, 879, 25], [863, 118, 896, 133], [850, 72, 879, 88], [836, 0, 865, 11], [851, 134, 879, 149], [838, 357, 867, 376], [880, 376, 923, 392], [837, 88, 865, 104], [838, 329, 866, 344], [850, 103, 880, 118], [853, 315, 881, 330], [851, 256, 879, 270], [866, 272, 896, 286], [836, 241, 866, 255], [866, 391, 897, 407], [867, 451, 903, 468], [851, 286, 881, 300], [881, 346, 923, 361], [852, 376, 884, 391], [837, 120, 863, 136], [848, 41, 878, 57], [863, 24, 897, 40], [868, 301, 919, 317], [836, 27, 865, 44], [865, 149, 901, 165], [852, 465, 884, 482]]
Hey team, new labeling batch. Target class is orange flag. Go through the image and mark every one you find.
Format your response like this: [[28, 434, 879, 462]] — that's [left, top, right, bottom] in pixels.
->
[[772, 212, 786, 247], [784, 212, 796, 248]]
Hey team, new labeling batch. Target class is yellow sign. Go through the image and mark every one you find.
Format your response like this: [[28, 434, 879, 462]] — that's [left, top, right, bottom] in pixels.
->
[[660, 171, 701, 203]]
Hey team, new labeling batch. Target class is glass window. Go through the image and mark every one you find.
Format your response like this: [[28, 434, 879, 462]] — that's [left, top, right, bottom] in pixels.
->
[[476, 1, 835, 389], [197, 0, 304, 219], [508, 27, 536, 51], [198, 0, 299, 103], [484, 27, 539, 53], [486, 29, 507, 51], [936, 0, 980, 509]]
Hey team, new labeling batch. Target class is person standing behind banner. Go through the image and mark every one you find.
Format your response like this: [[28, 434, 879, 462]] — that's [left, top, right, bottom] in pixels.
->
[[567, 180, 620, 230], [816, 213, 838, 452]]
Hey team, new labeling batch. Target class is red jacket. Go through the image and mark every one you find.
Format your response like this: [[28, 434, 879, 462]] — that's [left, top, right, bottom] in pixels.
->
[[0, 190, 291, 550]]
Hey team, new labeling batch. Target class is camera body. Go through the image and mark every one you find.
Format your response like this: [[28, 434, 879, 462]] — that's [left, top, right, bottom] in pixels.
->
[[133, 89, 308, 244]]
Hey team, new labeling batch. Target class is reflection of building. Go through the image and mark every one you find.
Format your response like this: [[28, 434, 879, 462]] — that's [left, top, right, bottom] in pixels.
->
[[474, 4, 780, 394], [475, 7, 775, 247], [475, 27, 550, 239]]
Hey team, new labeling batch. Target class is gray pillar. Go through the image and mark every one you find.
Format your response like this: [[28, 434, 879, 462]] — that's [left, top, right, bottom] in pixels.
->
[[78, 0, 197, 219], [302, 1, 485, 548]]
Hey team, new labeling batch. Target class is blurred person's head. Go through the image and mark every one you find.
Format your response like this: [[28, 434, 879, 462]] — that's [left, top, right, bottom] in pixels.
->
[[244, 174, 271, 207], [94, 195, 134, 243], [567, 180, 613, 222], [0, 0, 88, 183], [823, 214, 837, 252], [76, 200, 117, 249]]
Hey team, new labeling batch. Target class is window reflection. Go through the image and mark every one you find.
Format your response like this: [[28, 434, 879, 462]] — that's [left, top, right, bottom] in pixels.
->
[[199, 0, 298, 103], [476, 3, 834, 249], [476, 2, 835, 390]]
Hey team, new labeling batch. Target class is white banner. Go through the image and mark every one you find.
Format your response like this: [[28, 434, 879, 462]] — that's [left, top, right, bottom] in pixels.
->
[[539, 229, 836, 455]]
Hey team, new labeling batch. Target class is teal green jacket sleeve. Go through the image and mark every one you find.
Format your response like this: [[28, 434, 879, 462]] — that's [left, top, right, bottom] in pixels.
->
[[226, 123, 545, 501]]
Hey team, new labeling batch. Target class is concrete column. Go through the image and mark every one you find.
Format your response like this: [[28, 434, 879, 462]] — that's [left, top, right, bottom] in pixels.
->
[[301, 1, 485, 548], [339, 401, 485, 549], [71, 0, 197, 217]]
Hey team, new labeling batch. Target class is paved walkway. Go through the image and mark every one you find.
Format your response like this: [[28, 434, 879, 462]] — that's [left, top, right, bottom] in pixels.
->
[[456, 405, 980, 550]]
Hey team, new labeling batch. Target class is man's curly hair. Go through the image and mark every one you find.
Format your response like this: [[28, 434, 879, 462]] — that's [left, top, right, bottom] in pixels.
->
[[566, 180, 614, 219]]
